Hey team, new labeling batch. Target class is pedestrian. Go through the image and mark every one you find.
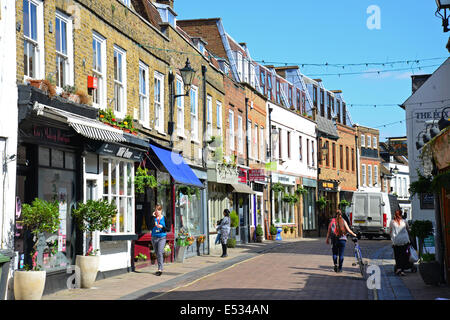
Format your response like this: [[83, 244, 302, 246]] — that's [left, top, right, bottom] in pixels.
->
[[216, 209, 231, 258], [149, 204, 169, 276], [389, 209, 412, 276], [326, 209, 357, 273], [215, 218, 223, 245]]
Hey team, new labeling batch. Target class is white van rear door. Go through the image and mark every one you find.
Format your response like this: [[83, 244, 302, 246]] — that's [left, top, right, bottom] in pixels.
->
[[353, 194, 368, 224], [368, 195, 382, 226]]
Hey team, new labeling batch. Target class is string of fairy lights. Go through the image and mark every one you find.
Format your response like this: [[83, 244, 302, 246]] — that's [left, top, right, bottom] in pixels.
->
[[135, 42, 448, 129]]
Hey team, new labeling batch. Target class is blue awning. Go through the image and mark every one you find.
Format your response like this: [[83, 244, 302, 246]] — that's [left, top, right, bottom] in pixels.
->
[[149, 144, 203, 188]]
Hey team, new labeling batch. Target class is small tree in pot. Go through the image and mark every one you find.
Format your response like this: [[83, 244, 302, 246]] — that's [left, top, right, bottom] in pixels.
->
[[15, 198, 60, 300], [255, 224, 264, 243], [410, 220, 440, 285], [72, 199, 117, 288]]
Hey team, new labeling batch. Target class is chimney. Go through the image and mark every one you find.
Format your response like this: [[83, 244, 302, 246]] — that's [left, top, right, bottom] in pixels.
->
[[154, 0, 174, 9]]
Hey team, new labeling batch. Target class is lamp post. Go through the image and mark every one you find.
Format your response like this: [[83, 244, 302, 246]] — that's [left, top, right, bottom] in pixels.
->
[[435, 0, 450, 32], [438, 106, 450, 131], [168, 58, 196, 148]]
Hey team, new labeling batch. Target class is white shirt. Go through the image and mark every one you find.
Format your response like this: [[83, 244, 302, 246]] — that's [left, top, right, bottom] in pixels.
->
[[389, 219, 410, 246]]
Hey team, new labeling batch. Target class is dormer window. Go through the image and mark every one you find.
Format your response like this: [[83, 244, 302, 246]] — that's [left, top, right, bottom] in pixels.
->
[[120, 0, 130, 7], [155, 3, 177, 27], [192, 38, 207, 55]]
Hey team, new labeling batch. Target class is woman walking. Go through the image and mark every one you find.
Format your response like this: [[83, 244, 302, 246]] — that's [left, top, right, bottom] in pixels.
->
[[389, 209, 412, 276], [217, 209, 231, 258], [150, 204, 169, 276], [326, 210, 357, 273]]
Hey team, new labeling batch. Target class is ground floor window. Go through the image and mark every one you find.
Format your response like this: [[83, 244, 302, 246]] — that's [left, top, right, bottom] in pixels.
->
[[102, 158, 134, 234], [302, 187, 316, 230], [273, 185, 295, 225], [208, 183, 231, 232], [176, 186, 203, 236]]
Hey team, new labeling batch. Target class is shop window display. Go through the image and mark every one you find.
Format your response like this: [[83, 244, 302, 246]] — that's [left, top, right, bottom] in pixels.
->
[[176, 186, 203, 237], [102, 159, 134, 234], [273, 186, 295, 225]]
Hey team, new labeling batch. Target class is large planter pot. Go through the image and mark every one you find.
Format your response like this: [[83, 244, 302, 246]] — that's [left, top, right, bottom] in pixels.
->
[[175, 246, 187, 263], [14, 270, 46, 300], [418, 261, 441, 285], [76, 255, 100, 289], [256, 235, 264, 243]]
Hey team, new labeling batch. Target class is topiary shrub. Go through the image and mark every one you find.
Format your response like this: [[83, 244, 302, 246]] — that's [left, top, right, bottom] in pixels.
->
[[230, 210, 239, 228]]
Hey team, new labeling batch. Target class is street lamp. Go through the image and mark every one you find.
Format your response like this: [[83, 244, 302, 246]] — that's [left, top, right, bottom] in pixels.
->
[[438, 106, 450, 131], [436, 0, 450, 32], [168, 58, 196, 146], [390, 165, 399, 175]]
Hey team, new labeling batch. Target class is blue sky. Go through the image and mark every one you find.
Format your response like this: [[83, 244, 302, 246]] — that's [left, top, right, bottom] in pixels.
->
[[174, 0, 449, 141]]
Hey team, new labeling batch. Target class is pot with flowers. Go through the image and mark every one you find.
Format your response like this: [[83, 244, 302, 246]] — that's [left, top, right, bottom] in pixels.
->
[[14, 198, 60, 300], [72, 199, 117, 288], [175, 228, 190, 262]]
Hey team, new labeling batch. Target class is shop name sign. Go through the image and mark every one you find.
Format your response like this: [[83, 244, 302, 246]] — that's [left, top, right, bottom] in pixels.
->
[[33, 126, 71, 144], [319, 180, 338, 191], [249, 169, 266, 182], [97, 143, 142, 161]]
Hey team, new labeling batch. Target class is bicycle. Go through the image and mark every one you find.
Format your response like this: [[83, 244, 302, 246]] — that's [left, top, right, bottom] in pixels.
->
[[351, 237, 366, 278]]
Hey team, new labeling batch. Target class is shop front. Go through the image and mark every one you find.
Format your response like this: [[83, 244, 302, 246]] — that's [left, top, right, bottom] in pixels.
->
[[133, 143, 204, 266], [15, 86, 146, 293], [301, 177, 317, 237], [318, 180, 339, 237], [232, 168, 254, 244], [207, 163, 237, 254], [271, 173, 298, 238], [248, 169, 268, 241]]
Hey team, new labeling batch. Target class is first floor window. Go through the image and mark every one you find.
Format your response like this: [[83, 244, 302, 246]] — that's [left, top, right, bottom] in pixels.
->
[[368, 165, 372, 187], [260, 127, 265, 162], [113, 46, 126, 116], [216, 101, 222, 137], [247, 120, 252, 158], [139, 62, 149, 125], [23, 0, 43, 79], [238, 115, 243, 154], [176, 76, 184, 136], [229, 110, 234, 151], [190, 86, 198, 140], [154, 71, 165, 132], [374, 165, 379, 187], [92, 33, 106, 108], [55, 12, 73, 88], [362, 164, 366, 186], [207, 95, 213, 140]]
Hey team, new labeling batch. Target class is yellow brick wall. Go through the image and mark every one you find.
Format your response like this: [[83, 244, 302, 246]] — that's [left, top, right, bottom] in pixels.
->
[[16, 0, 225, 167]]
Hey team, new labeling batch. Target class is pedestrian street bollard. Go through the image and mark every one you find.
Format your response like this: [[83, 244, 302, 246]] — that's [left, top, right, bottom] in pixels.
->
[[276, 227, 282, 241]]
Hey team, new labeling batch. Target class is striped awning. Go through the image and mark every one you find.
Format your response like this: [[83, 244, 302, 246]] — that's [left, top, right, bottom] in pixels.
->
[[67, 116, 126, 143], [33, 102, 126, 143]]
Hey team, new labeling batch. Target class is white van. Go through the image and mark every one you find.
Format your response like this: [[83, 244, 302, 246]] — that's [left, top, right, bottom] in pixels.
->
[[350, 192, 401, 239]]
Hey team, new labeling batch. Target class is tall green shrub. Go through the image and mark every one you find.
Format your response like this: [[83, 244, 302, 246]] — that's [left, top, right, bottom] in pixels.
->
[[230, 210, 239, 228]]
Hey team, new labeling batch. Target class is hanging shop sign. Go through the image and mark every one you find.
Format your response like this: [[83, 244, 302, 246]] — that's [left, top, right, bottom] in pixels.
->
[[97, 143, 143, 161], [238, 168, 247, 184], [248, 169, 266, 182], [318, 180, 338, 192]]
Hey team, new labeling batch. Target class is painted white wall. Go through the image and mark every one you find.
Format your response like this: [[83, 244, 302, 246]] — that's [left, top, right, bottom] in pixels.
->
[[0, 0, 18, 251], [269, 101, 317, 181], [404, 58, 450, 223]]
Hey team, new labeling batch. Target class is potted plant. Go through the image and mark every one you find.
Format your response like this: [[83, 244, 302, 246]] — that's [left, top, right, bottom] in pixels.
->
[[134, 253, 147, 262], [255, 224, 264, 243], [410, 220, 440, 285], [229, 210, 239, 240], [227, 238, 236, 248], [290, 226, 297, 234], [134, 167, 157, 194], [283, 226, 289, 234], [72, 199, 117, 288], [271, 182, 285, 194], [163, 244, 172, 259], [270, 224, 277, 239], [175, 228, 190, 262], [14, 198, 60, 300]]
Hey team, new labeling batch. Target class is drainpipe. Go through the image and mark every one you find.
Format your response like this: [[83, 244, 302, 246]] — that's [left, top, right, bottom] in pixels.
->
[[245, 98, 249, 167], [202, 65, 207, 168]]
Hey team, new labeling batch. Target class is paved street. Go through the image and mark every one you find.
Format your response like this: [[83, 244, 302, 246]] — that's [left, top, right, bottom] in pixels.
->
[[149, 238, 386, 300]]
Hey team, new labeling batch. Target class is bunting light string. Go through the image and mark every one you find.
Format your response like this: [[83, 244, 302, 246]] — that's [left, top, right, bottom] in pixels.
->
[[254, 56, 448, 69]]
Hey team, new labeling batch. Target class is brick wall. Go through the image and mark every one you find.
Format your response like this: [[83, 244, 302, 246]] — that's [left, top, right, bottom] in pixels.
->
[[16, 0, 224, 167]]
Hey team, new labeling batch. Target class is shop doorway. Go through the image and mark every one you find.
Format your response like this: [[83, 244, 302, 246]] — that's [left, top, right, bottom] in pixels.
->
[[236, 194, 249, 243]]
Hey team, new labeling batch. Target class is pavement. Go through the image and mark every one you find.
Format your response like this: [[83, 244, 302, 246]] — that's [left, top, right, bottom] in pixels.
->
[[42, 237, 450, 301]]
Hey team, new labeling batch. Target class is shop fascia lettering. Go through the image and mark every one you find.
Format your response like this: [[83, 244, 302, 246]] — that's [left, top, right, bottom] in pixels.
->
[[97, 143, 143, 161], [272, 173, 296, 186]]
